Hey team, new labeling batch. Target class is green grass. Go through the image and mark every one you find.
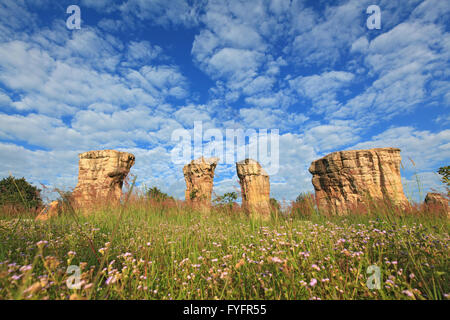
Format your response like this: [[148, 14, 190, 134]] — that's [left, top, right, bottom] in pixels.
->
[[0, 200, 448, 300]]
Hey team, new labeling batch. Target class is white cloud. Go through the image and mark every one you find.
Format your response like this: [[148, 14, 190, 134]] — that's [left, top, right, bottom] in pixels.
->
[[119, 0, 202, 28], [290, 0, 365, 66], [350, 126, 450, 175], [301, 120, 361, 151], [239, 108, 308, 130], [334, 20, 449, 121], [174, 104, 212, 127], [122, 40, 163, 67], [290, 71, 354, 115]]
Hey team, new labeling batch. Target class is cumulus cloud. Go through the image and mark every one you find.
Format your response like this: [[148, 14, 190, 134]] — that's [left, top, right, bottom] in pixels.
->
[[0, 0, 448, 203]]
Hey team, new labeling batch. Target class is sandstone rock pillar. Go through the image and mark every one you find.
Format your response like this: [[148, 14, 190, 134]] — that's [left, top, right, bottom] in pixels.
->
[[183, 157, 219, 208], [71, 150, 135, 208], [236, 159, 271, 218], [309, 148, 408, 213]]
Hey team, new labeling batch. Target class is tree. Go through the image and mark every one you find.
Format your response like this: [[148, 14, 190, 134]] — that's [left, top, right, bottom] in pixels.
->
[[295, 192, 314, 204], [293, 192, 316, 216], [0, 176, 42, 209], [437, 166, 449, 187], [213, 192, 238, 207], [146, 186, 173, 202], [270, 198, 280, 211]]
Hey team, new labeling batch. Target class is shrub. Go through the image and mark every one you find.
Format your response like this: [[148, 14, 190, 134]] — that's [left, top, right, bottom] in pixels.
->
[[437, 166, 449, 187], [292, 192, 316, 217], [0, 176, 42, 209], [146, 186, 173, 202], [213, 192, 238, 207], [270, 198, 280, 211]]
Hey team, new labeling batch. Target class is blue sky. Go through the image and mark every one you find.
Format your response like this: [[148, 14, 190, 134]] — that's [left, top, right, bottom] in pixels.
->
[[0, 0, 449, 203]]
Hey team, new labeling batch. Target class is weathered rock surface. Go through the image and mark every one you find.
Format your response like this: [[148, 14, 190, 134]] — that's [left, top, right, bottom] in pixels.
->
[[424, 193, 449, 213], [236, 159, 271, 217], [35, 201, 60, 221], [309, 148, 408, 213], [71, 150, 135, 208], [183, 157, 219, 207]]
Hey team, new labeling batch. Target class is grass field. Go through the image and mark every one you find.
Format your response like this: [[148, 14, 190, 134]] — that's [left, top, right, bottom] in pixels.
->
[[0, 194, 448, 300]]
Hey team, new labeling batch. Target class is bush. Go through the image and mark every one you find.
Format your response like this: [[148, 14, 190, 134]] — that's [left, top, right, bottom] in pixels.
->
[[293, 192, 316, 217], [0, 176, 42, 209], [270, 198, 280, 211], [213, 192, 238, 207], [146, 186, 173, 202], [437, 166, 449, 187]]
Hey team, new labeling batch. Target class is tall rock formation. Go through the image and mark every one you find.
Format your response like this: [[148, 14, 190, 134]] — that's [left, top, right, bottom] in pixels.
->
[[71, 150, 135, 208], [309, 148, 408, 213], [183, 157, 219, 208], [236, 159, 271, 218]]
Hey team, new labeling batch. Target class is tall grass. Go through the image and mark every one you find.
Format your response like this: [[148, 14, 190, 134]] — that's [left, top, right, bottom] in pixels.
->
[[0, 188, 448, 300]]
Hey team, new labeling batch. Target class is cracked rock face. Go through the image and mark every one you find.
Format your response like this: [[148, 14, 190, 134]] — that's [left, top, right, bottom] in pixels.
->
[[236, 159, 271, 217], [183, 157, 219, 208], [309, 148, 408, 213], [71, 150, 135, 208]]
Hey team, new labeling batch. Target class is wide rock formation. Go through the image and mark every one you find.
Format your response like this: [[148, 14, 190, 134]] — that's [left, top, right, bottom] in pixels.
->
[[236, 159, 271, 218], [309, 148, 408, 213], [71, 150, 135, 208], [424, 193, 449, 214], [183, 157, 219, 208]]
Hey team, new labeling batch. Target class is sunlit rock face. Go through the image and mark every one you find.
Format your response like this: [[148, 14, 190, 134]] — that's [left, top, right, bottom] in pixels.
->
[[183, 157, 219, 209], [71, 150, 135, 208], [309, 148, 408, 213], [236, 159, 271, 218]]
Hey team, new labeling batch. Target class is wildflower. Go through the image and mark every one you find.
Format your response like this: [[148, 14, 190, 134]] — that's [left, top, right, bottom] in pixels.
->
[[271, 257, 283, 264], [19, 265, 32, 273], [105, 276, 115, 285], [83, 283, 93, 290], [402, 290, 414, 298], [311, 264, 320, 271], [309, 278, 317, 287], [179, 258, 190, 266], [36, 240, 48, 249], [409, 273, 415, 279]]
